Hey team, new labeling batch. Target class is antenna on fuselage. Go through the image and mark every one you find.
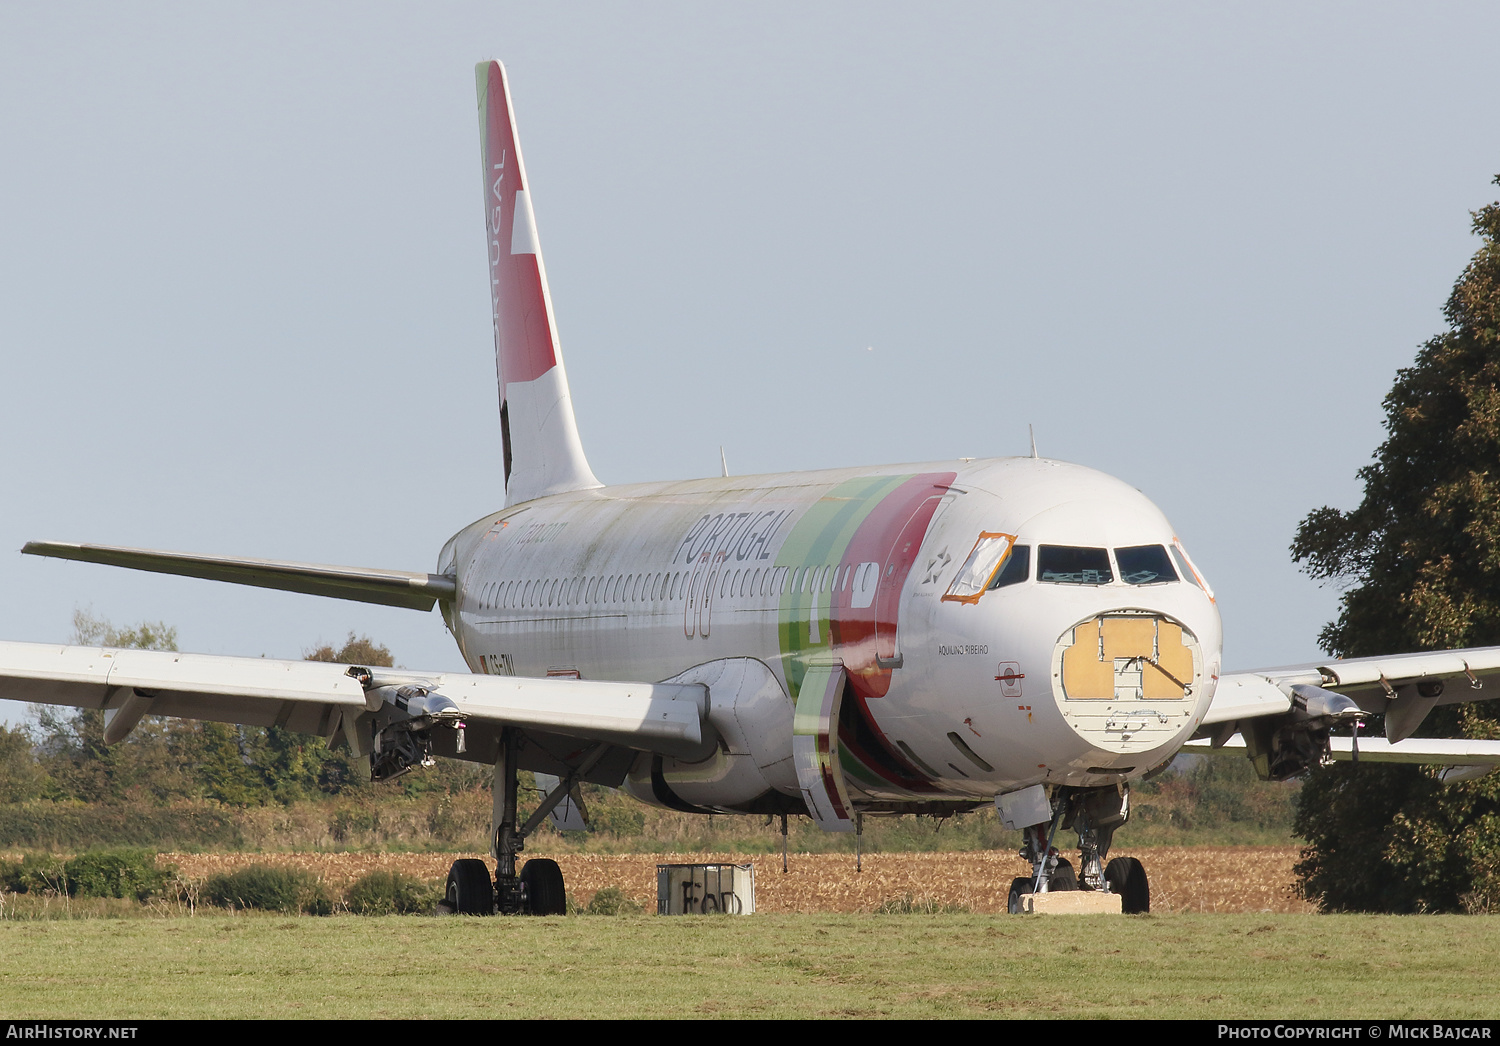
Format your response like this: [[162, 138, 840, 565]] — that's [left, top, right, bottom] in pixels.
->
[[1029, 424, 1038, 459], [720, 446, 729, 478]]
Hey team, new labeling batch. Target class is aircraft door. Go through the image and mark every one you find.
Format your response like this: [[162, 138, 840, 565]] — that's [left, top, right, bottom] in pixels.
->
[[875, 495, 944, 670], [684, 549, 716, 639], [700, 549, 728, 638]]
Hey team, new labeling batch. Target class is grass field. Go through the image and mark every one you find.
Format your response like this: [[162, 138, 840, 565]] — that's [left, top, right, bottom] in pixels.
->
[[1, 911, 1497, 1019], [8, 847, 1490, 1020]]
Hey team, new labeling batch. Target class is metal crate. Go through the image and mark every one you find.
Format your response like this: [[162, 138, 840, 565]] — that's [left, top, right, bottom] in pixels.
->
[[656, 863, 755, 915]]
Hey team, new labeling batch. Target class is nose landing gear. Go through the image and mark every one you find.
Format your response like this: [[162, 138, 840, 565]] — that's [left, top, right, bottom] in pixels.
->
[[1007, 784, 1150, 914]]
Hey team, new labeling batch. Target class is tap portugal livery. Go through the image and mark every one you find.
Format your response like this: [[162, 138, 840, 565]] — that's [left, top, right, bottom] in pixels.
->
[[9, 61, 1500, 915]]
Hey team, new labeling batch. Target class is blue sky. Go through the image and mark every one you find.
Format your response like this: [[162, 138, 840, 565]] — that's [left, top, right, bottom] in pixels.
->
[[2, 3, 1498, 722]]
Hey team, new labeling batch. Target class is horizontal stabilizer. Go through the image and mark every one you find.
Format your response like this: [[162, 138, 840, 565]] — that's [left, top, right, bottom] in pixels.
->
[[22, 542, 455, 611]]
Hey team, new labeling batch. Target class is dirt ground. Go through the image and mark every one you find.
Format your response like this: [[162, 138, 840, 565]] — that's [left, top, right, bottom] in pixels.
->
[[163, 846, 1314, 914]]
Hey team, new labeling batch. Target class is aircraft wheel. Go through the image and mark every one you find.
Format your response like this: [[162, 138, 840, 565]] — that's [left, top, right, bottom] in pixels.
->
[[1050, 857, 1078, 891], [1007, 877, 1032, 914], [1105, 856, 1150, 914], [446, 859, 495, 915], [521, 858, 567, 916]]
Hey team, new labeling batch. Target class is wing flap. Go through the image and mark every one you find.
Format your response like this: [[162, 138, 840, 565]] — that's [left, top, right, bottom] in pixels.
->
[[1184, 733, 1500, 768], [22, 542, 455, 611]]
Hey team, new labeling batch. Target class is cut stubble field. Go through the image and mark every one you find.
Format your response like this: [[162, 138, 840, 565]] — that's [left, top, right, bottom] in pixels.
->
[[160, 845, 1316, 914]]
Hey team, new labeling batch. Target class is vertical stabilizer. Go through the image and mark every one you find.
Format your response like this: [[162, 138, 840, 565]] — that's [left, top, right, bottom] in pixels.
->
[[476, 61, 601, 505]]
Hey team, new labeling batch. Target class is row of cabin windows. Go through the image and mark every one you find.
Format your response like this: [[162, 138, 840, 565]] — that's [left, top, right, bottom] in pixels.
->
[[474, 561, 868, 612]]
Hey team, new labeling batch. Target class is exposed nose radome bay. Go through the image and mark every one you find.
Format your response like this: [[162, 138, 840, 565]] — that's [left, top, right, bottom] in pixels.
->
[[1051, 610, 1204, 756]]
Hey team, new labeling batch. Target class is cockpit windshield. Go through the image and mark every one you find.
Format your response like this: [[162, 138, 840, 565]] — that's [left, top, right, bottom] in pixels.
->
[[942, 537, 1200, 596], [1038, 545, 1113, 585], [1116, 544, 1178, 585], [988, 545, 1029, 589]]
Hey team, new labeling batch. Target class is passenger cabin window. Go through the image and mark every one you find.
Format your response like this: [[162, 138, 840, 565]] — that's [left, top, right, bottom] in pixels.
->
[[1117, 545, 1177, 585], [1038, 545, 1113, 585]]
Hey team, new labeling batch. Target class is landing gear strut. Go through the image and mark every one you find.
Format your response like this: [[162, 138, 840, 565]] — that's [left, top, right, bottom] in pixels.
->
[[1010, 784, 1150, 914], [491, 728, 527, 915], [443, 728, 605, 916]]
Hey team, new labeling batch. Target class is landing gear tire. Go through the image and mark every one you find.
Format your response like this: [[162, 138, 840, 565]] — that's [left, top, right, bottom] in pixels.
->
[[1007, 877, 1032, 914], [1105, 856, 1150, 914], [447, 858, 495, 915], [1050, 858, 1078, 892], [520, 858, 567, 916]]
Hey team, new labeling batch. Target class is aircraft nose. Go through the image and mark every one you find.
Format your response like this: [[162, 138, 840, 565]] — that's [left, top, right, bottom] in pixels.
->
[[1049, 610, 1203, 753]]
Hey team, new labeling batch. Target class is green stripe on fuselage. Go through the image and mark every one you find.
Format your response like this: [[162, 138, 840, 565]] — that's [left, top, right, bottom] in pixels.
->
[[777, 474, 910, 699]]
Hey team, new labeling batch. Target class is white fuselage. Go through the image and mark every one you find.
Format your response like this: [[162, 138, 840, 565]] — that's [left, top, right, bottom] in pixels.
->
[[438, 456, 1222, 814]]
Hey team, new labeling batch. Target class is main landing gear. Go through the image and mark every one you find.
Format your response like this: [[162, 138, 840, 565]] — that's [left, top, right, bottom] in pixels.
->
[[1008, 785, 1150, 914], [441, 728, 602, 916]]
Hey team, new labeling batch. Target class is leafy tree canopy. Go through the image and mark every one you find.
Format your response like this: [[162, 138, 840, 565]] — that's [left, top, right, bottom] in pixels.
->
[[71, 609, 177, 652], [1291, 176, 1500, 911], [306, 633, 394, 668]]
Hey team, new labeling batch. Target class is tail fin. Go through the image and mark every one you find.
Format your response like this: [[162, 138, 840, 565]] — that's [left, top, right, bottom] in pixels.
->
[[476, 61, 600, 504]]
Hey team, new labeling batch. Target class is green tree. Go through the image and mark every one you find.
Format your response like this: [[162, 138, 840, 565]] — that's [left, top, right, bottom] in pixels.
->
[[70, 610, 179, 653], [1292, 176, 1500, 911], [0, 723, 46, 803], [34, 611, 190, 803], [35, 617, 393, 805], [306, 633, 394, 668]]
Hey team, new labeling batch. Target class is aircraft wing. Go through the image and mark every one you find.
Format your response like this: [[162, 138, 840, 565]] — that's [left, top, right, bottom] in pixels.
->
[[1206, 646, 1500, 727], [0, 640, 706, 760], [1196, 646, 1500, 779]]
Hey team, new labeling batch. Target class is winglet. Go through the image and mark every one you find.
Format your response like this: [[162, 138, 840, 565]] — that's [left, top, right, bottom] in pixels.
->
[[476, 61, 600, 504]]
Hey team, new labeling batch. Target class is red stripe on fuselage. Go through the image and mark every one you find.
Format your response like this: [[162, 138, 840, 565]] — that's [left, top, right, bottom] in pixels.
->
[[830, 472, 955, 699]]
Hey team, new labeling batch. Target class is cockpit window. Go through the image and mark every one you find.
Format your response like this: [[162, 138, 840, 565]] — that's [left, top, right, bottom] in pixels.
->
[[988, 545, 1030, 589], [942, 532, 1014, 603], [1038, 545, 1113, 585], [1116, 545, 1178, 585], [1170, 538, 1215, 599]]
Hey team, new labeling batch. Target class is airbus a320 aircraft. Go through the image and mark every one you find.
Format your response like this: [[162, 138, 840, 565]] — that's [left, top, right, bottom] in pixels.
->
[[7, 61, 1500, 916]]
